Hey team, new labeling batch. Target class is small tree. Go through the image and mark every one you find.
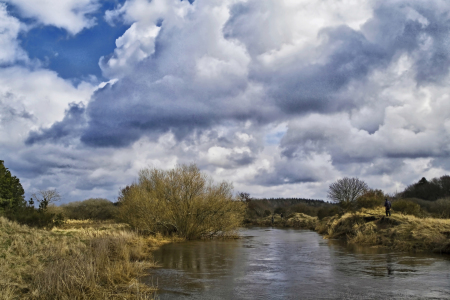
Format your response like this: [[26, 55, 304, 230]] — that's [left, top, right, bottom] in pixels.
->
[[328, 177, 369, 209], [32, 189, 62, 212], [0, 160, 25, 211], [237, 192, 251, 202], [118, 164, 246, 239]]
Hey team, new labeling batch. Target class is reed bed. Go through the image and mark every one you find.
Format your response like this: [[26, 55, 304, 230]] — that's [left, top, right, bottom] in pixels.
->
[[0, 217, 176, 299]]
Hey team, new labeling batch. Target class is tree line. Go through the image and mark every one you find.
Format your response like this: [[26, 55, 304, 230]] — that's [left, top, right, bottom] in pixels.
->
[[3, 156, 450, 234]]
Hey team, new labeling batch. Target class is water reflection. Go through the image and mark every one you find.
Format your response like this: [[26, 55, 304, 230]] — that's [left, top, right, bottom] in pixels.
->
[[147, 227, 450, 300]]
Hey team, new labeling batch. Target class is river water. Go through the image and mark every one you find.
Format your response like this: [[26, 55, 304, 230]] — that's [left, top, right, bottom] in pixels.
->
[[146, 227, 450, 299]]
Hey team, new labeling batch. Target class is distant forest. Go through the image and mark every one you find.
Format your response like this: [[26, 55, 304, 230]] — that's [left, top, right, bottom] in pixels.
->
[[251, 197, 327, 207]]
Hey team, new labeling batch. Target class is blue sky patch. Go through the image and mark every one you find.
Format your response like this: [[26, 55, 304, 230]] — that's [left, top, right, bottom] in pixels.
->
[[11, 0, 129, 80]]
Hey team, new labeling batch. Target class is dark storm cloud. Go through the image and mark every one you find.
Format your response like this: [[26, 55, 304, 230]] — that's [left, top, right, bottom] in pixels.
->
[[364, 1, 450, 84], [75, 175, 117, 191], [9, 148, 81, 178], [227, 151, 255, 167], [79, 77, 223, 147], [25, 102, 86, 145]]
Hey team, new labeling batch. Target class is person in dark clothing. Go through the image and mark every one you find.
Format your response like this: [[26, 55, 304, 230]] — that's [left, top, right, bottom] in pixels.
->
[[271, 215, 274, 225], [384, 198, 392, 217]]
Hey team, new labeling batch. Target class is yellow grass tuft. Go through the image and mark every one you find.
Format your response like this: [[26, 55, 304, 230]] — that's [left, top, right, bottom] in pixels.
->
[[315, 208, 450, 253], [0, 217, 177, 299]]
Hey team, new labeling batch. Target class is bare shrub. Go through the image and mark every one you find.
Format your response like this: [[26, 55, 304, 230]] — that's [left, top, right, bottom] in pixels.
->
[[328, 177, 369, 209], [117, 164, 246, 240], [61, 198, 117, 220]]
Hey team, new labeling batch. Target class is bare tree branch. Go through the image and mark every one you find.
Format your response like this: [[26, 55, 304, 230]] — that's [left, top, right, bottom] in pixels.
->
[[327, 177, 369, 208]]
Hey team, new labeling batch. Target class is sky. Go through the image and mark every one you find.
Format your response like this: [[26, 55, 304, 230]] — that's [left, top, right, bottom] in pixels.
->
[[1, 0, 450, 203]]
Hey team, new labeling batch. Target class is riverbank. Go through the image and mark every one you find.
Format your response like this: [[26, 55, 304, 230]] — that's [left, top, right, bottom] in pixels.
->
[[246, 207, 450, 254], [0, 217, 181, 299]]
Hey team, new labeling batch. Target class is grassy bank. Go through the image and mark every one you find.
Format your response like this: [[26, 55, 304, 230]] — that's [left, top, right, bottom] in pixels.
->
[[317, 207, 450, 253], [244, 213, 317, 230], [248, 208, 450, 254], [0, 217, 179, 300]]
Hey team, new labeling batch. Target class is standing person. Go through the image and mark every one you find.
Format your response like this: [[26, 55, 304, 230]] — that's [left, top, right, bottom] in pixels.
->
[[384, 198, 392, 217], [271, 215, 274, 226]]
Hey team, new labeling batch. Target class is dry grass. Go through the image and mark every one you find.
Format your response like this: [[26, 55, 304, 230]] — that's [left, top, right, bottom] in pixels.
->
[[0, 217, 178, 299], [284, 213, 317, 230], [315, 207, 450, 253], [245, 213, 318, 230]]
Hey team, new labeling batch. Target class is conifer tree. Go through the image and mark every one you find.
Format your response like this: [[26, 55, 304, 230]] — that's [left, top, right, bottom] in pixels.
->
[[0, 160, 25, 210]]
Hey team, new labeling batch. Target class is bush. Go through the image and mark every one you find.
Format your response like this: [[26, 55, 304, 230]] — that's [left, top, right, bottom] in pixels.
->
[[317, 206, 342, 220], [356, 189, 385, 209], [327, 177, 369, 209], [391, 199, 422, 217], [61, 198, 117, 220], [117, 164, 246, 240], [6, 206, 64, 229], [274, 207, 286, 215], [290, 203, 318, 217], [427, 198, 450, 218]]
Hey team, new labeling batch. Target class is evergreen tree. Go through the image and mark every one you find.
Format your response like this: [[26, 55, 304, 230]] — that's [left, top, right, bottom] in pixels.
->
[[0, 160, 25, 210]]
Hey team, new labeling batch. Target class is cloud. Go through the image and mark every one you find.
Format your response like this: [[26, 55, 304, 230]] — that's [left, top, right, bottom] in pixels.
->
[[25, 102, 87, 145], [82, 0, 450, 149], [4, 0, 100, 34], [0, 3, 28, 64], [5, 0, 450, 203]]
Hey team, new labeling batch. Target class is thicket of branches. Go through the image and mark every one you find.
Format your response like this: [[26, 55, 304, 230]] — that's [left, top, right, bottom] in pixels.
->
[[61, 198, 117, 220], [117, 164, 246, 239], [327, 177, 369, 208]]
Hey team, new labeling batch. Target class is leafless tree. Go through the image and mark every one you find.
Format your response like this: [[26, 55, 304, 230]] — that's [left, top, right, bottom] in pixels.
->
[[327, 177, 369, 208], [32, 189, 61, 211], [237, 192, 251, 202], [118, 164, 246, 239]]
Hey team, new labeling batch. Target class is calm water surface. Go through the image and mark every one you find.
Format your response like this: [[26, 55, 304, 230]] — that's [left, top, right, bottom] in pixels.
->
[[146, 227, 450, 299]]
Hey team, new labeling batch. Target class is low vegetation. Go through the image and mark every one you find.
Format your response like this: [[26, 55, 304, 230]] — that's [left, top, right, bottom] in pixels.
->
[[0, 217, 176, 299], [243, 197, 333, 222], [243, 177, 450, 254], [3, 156, 450, 299], [315, 207, 450, 253], [117, 164, 246, 240], [59, 198, 118, 220]]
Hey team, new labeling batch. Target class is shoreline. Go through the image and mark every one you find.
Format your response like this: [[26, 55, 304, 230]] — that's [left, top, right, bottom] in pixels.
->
[[244, 207, 450, 254]]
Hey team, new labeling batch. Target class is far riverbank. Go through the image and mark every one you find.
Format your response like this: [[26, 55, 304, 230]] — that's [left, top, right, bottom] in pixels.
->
[[245, 207, 450, 254]]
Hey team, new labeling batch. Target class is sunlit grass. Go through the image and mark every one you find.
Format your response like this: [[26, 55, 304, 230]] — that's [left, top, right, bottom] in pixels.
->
[[0, 217, 178, 299], [313, 207, 450, 253]]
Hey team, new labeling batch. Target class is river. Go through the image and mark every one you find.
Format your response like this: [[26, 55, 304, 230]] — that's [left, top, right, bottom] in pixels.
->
[[146, 227, 450, 299]]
